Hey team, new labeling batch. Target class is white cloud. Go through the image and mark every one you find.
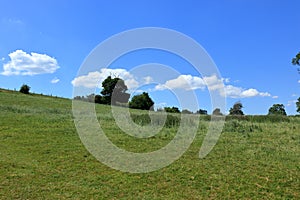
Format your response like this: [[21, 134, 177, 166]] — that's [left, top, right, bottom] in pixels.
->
[[272, 96, 279, 99], [51, 77, 60, 84], [154, 74, 271, 98], [155, 74, 206, 91], [71, 68, 139, 90], [224, 85, 270, 98], [287, 100, 297, 107], [222, 77, 230, 83], [2, 18, 24, 25], [143, 76, 153, 84], [298, 80, 300, 84], [203, 75, 224, 91], [1, 50, 59, 76]]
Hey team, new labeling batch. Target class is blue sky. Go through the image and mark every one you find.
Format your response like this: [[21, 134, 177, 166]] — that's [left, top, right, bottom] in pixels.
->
[[0, 0, 299, 115]]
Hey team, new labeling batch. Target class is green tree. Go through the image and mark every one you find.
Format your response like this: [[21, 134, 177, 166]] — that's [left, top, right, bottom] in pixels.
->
[[129, 92, 154, 110], [164, 106, 180, 113], [268, 104, 287, 116], [196, 109, 208, 115], [19, 84, 30, 94], [292, 52, 300, 66], [212, 108, 222, 115], [296, 97, 300, 113], [292, 52, 300, 73], [229, 102, 244, 115], [101, 76, 130, 105]]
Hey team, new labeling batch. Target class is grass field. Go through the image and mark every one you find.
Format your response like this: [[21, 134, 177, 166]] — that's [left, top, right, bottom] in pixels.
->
[[0, 89, 299, 199]]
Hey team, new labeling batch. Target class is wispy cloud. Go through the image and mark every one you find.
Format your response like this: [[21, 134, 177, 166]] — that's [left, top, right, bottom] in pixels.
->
[[287, 100, 297, 107], [143, 76, 153, 84], [272, 96, 279, 99], [1, 50, 59, 76], [1, 18, 24, 25], [51, 77, 60, 84]]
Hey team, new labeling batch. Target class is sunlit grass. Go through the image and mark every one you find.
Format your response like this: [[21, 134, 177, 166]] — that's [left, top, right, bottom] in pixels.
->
[[0, 90, 299, 199]]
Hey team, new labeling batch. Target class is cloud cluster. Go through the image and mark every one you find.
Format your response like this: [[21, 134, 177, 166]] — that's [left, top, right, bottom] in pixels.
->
[[1, 50, 59, 76], [155, 74, 270, 98], [72, 68, 271, 99], [71, 68, 139, 90], [51, 77, 60, 84], [155, 75, 206, 91]]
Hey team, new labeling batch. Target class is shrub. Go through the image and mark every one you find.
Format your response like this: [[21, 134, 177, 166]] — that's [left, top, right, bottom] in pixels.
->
[[19, 84, 30, 94]]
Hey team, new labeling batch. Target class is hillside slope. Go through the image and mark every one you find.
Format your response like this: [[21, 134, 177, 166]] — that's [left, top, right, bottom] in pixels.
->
[[0, 90, 299, 199]]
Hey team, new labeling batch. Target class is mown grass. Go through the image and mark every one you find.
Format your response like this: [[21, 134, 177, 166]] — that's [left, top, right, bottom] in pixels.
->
[[0, 89, 299, 199]]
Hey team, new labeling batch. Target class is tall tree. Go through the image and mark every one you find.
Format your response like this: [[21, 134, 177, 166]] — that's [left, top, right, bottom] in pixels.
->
[[229, 102, 244, 115], [292, 52, 300, 66], [268, 104, 287, 116], [296, 97, 300, 113], [292, 52, 300, 73], [101, 76, 130, 105]]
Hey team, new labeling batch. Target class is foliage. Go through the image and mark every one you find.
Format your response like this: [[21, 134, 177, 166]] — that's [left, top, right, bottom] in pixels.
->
[[292, 52, 300, 66], [19, 84, 30, 94], [130, 113, 181, 128], [164, 106, 180, 113], [101, 76, 130, 105], [297, 97, 300, 113], [229, 102, 244, 115], [292, 52, 300, 73], [212, 108, 222, 115], [268, 104, 287, 116], [129, 92, 154, 110], [196, 109, 207, 115], [225, 115, 290, 123]]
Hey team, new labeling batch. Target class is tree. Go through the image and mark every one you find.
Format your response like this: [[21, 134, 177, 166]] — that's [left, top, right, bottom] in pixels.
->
[[129, 92, 154, 110], [296, 97, 300, 113], [101, 76, 130, 105], [292, 52, 300, 73], [292, 52, 300, 66], [229, 102, 244, 115], [196, 109, 208, 115], [19, 84, 30, 94], [212, 108, 222, 115], [268, 104, 287, 116], [164, 106, 180, 113]]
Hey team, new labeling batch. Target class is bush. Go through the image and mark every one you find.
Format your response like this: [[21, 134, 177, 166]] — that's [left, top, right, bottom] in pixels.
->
[[19, 84, 30, 94], [131, 113, 181, 128], [129, 92, 154, 110]]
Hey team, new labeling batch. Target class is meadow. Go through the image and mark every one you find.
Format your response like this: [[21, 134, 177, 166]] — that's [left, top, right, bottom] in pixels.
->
[[0, 89, 299, 199]]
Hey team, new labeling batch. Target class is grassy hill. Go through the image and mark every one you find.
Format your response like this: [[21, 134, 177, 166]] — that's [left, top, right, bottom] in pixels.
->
[[0, 90, 299, 199]]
